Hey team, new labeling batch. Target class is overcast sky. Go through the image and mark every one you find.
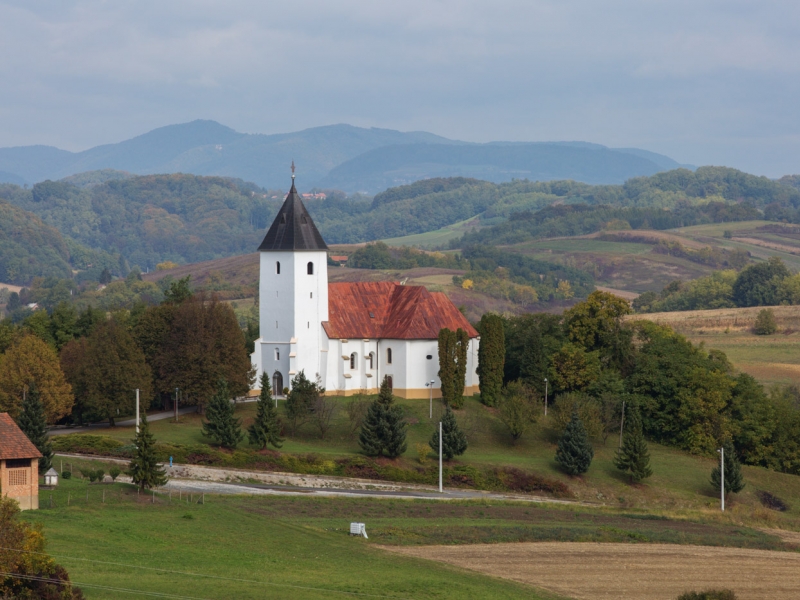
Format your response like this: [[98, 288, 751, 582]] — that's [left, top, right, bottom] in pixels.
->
[[0, 0, 797, 176]]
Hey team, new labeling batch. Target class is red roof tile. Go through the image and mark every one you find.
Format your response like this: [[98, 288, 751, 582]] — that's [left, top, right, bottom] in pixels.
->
[[323, 282, 478, 340], [0, 413, 42, 460]]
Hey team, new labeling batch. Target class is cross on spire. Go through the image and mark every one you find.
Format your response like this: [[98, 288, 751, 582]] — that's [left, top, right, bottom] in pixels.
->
[[291, 160, 295, 180]]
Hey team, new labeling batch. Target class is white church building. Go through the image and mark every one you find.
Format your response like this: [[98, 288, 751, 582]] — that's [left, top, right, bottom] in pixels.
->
[[250, 175, 480, 399]]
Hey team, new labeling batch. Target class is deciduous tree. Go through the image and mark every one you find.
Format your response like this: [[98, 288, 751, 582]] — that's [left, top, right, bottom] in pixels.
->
[[60, 319, 152, 426], [0, 334, 73, 423], [498, 381, 537, 443]]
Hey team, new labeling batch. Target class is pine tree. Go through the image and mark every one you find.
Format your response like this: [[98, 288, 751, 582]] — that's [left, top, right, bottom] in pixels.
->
[[711, 441, 745, 495], [248, 372, 283, 449], [614, 406, 652, 483], [202, 378, 244, 449], [429, 405, 468, 460], [359, 376, 408, 458], [16, 383, 53, 471], [129, 414, 167, 490], [477, 314, 505, 407], [555, 411, 594, 475]]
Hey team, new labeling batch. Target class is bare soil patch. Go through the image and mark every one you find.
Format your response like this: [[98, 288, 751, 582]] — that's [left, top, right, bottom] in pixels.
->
[[382, 542, 800, 600]]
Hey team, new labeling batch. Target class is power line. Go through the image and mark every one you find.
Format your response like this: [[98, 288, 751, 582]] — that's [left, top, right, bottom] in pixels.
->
[[0, 547, 408, 599]]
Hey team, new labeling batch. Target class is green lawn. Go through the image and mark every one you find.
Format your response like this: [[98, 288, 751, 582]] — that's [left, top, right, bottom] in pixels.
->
[[26, 478, 566, 600], [28, 475, 800, 600], [77, 394, 800, 526]]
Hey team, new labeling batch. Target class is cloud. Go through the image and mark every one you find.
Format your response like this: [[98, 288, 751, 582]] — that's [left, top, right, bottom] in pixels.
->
[[0, 0, 798, 176]]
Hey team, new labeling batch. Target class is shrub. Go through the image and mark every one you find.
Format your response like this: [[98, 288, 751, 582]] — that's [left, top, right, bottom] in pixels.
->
[[756, 490, 788, 511], [61, 470, 72, 479], [753, 308, 777, 335], [79, 468, 92, 480], [109, 466, 121, 481], [95, 469, 105, 482], [415, 443, 431, 464], [550, 393, 603, 439], [677, 591, 736, 600], [498, 381, 538, 443]]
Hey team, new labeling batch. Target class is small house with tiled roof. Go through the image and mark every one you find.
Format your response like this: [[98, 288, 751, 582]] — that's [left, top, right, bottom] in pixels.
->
[[0, 413, 42, 510], [251, 173, 479, 398]]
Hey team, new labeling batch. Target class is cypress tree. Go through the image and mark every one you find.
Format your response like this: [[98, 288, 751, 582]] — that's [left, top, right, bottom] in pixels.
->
[[202, 378, 244, 449], [16, 383, 53, 471], [711, 441, 745, 495], [429, 405, 468, 460], [555, 411, 594, 475], [614, 406, 652, 483], [248, 372, 284, 449], [359, 376, 408, 458], [452, 328, 470, 408], [438, 328, 457, 407], [129, 414, 167, 490], [477, 314, 505, 406]]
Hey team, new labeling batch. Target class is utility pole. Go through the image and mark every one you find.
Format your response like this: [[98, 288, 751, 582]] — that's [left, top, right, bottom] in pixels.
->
[[438, 421, 443, 493], [619, 400, 626, 449], [544, 378, 548, 416], [718, 447, 725, 512], [135, 389, 140, 435], [174, 388, 179, 423]]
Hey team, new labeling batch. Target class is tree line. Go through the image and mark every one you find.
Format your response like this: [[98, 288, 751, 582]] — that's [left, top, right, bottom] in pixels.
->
[[474, 291, 800, 476], [634, 257, 800, 313], [0, 276, 253, 427]]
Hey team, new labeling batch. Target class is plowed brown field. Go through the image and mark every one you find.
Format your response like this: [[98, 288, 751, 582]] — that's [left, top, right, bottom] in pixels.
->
[[381, 542, 800, 600]]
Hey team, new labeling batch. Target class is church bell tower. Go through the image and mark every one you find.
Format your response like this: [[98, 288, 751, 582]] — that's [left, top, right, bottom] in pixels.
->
[[252, 167, 329, 393]]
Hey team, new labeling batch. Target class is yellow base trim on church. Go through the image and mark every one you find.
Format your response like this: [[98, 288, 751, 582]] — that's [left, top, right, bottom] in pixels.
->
[[322, 385, 480, 399]]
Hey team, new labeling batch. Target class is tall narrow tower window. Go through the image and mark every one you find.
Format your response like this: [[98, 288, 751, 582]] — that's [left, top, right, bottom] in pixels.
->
[[387, 348, 393, 364], [276, 261, 281, 274], [307, 262, 314, 275]]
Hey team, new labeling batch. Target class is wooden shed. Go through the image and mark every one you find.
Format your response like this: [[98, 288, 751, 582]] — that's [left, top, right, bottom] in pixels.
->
[[0, 412, 42, 510]]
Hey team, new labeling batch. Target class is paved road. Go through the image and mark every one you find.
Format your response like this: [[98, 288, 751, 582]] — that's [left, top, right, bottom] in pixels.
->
[[49, 398, 264, 436], [54, 452, 581, 504]]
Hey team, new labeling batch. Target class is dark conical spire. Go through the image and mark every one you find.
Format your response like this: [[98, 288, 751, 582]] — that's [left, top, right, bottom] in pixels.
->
[[258, 178, 328, 251]]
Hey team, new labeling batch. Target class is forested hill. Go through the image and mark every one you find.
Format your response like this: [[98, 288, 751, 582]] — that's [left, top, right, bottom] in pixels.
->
[[0, 199, 115, 285], [0, 175, 282, 273], [2, 165, 799, 282]]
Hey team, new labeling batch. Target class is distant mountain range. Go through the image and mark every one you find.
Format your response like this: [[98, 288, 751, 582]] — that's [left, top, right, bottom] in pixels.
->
[[0, 120, 692, 193]]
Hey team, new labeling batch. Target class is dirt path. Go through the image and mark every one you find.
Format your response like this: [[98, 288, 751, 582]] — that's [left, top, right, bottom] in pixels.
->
[[381, 542, 800, 600]]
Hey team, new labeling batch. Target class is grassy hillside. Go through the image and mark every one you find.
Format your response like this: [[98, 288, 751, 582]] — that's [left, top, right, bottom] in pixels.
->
[[57, 394, 800, 523], [25, 479, 557, 600]]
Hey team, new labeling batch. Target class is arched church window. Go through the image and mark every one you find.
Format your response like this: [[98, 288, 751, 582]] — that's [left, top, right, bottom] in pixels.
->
[[350, 352, 357, 370], [368, 352, 374, 369], [273, 371, 283, 395], [387, 348, 392, 364], [386, 375, 393, 390], [307, 262, 314, 275], [276, 261, 281, 274]]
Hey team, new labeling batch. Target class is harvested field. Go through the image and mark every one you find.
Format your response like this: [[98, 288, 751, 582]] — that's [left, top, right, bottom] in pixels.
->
[[628, 305, 800, 333], [383, 542, 800, 600]]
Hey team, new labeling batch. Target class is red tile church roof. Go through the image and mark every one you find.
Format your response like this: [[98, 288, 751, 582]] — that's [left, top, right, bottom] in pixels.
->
[[0, 413, 42, 460], [323, 282, 478, 340]]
